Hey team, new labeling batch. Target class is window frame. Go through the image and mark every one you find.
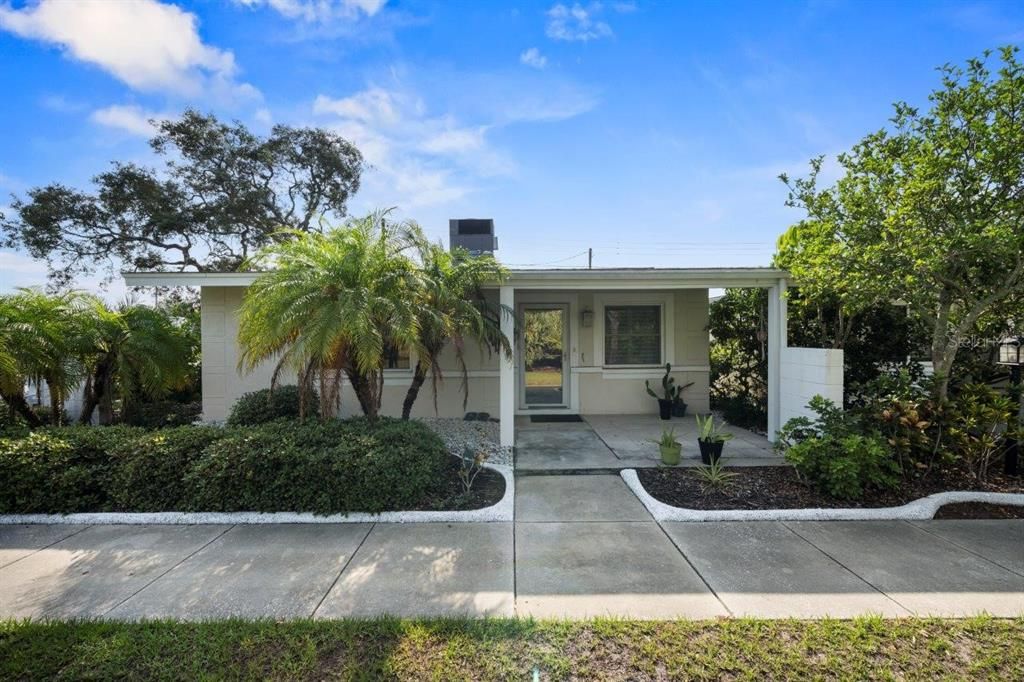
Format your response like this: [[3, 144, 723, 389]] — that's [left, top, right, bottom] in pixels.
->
[[594, 292, 674, 369]]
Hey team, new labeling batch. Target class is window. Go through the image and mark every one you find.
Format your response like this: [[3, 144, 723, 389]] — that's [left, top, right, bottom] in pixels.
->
[[384, 343, 411, 370], [604, 305, 662, 365]]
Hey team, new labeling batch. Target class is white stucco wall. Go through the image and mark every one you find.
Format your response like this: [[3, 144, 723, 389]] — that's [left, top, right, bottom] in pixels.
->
[[200, 285, 711, 422], [779, 347, 844, 426]]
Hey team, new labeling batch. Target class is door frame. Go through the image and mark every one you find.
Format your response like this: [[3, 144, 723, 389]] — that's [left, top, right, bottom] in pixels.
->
[[517, 302, 571, 410]]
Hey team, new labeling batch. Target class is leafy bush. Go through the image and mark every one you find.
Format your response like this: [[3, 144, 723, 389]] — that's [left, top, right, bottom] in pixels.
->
[[110, 426, 228, 511], [226, 386, 318, 426], [0, 426, 143, 513], [944, 384, 1014, 483], [185, 418, 448, 514], [122, 401, 202, 429], [776, 397, 900, 499]]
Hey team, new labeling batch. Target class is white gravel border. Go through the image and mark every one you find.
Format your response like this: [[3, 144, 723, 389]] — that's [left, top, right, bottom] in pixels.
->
[[0, 464, 513, 525], [621, 468, 1024, 522]]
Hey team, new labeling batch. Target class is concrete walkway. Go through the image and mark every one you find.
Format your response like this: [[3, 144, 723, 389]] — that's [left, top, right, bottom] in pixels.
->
[[1, 476, 1021, 620]]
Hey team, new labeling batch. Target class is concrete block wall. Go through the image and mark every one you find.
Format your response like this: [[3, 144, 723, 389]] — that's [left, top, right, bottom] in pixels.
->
[[779, 347, 844, 426]]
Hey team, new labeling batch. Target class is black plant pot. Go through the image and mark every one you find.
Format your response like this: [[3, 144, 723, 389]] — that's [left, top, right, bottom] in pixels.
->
[[671, 400, 687, 418], [698, 439, 724, 465], [657, 399, 673, 420]]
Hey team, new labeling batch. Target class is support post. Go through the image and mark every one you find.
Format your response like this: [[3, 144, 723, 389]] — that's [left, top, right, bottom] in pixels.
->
[[499, 285, 515, 448], [766, 278, 788, 442]]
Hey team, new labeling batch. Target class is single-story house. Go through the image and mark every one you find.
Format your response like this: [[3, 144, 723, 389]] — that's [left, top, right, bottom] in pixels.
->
[[124, 220, 843, 447]]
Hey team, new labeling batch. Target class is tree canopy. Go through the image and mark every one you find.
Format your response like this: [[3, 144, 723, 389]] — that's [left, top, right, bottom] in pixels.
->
[[2, 110, 364, 287], [777, 47, 1024, 399]]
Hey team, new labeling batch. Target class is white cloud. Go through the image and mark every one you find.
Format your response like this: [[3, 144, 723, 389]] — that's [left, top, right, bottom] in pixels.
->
[[545, 3, 612, 42], [313, 87, 403, 125], [235, 0, 386, 23], [90, 104, 168, 137], [0, 0, 255, 98], [254, 107, 274, 126], [520, 47, 548, 69]]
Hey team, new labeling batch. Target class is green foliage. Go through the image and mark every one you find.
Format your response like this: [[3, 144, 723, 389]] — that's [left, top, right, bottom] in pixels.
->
[[778, 48, 1024, 399], [1, 110, 363, 287], [696, 413, 733, 443], [650, 426, 680, 448], [644, 363, 693, 403], [185, 419, 449, 514], [708, 289, 768, 430], [944, 384, 1015, 483], [226, 386, 318, 426], [776, 397, 900, 499], [110, 426, 228, 512], [0, 420, 451, 515], [692, 460, 738, 492], [122, 400, 201, 428], [0, 426, 143, 513], [238, 212, 422, 420]]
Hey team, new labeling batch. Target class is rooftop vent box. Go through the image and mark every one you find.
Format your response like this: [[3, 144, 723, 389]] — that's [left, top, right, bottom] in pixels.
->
[[449, 218, 497, 256]]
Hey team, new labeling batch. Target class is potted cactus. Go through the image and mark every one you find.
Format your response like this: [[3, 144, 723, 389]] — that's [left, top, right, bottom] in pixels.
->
[[650, 426, 682, 465], [696, 413, 733, 465], [645, 363, 694, 420]]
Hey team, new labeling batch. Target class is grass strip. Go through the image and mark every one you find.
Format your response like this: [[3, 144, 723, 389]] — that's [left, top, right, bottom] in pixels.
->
[[2, 616, 1022, 680]]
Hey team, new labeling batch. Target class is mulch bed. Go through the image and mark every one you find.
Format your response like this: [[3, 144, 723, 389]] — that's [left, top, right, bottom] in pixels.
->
[[933, 502, 1024, 520], [637, 465, 1023, 518], [411, 456, 506, 511]]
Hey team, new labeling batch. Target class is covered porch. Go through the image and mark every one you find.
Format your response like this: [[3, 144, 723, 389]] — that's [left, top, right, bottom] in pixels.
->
[[514, 414, 779, 471], [495, 268, 812, 451]]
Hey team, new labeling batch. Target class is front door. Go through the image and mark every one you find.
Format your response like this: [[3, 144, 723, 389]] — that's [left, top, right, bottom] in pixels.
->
[[520, 305, 569, 408]]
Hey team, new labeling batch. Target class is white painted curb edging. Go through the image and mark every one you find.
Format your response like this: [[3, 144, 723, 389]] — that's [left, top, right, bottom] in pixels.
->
[[621, 469, 1024, 522], [0, 465, 513, 525]]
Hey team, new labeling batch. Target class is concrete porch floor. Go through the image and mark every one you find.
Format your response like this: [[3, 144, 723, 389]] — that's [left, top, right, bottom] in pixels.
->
[[515, 413, 781, 471]]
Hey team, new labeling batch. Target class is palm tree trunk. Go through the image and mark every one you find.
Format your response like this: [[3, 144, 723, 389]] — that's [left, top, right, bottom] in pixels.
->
[[347, 369, 377, 419], [79, 374, 98, 425], [402, 361, 428, 420], [0, 388, 42, 428]]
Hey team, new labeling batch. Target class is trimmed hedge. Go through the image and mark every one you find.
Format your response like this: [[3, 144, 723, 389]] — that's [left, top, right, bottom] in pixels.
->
[[226, 386, 318, 426], [0, 419, 450, 515]]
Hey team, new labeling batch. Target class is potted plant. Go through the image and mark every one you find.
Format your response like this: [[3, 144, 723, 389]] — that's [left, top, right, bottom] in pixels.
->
[[696, 413, 733, 465], [645, 363, 693, 420], [650, 426, 682, 465]]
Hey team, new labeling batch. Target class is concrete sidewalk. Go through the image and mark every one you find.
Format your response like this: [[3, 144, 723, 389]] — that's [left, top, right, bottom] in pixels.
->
[[1, 476, 1021, 620]]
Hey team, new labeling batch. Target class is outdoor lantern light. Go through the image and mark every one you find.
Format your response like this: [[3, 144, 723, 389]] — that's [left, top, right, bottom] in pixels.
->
[[997, 336, 1024, 366], [581, 308, 594, 328], [996, 336, 1023, 476]]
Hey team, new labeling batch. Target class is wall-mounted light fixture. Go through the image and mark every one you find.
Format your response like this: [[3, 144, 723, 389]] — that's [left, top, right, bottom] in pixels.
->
[[581, 308, 594, 328]]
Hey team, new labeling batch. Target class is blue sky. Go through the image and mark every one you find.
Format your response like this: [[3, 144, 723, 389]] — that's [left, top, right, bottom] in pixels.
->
[[1, 0, 1022, 296]]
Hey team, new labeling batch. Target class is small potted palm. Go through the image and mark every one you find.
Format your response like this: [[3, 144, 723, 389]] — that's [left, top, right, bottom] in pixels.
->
[[696, 413, 733, 465], [651, 426, 682, 465]]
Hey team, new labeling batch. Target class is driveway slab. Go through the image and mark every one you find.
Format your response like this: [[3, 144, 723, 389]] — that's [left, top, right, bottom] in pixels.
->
[[788, 521, 1024, 617], [108, 525, 371, 620], [516, 475, 651, 522], [662, 522, 908, 617], [0, 524, 230, 619], [909, 520, 1024, 576], [0, 524, 90, 570], [316, 523, 513, 618], [515, 521, 726, 618]]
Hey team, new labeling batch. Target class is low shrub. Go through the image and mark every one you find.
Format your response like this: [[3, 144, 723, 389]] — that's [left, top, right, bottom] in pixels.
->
[[776, 397, 900, 500], [0, 426, 143, 513], [186, 418, 449, 514], [226, 386, 318, 426], [122, 400, 202, 429], [110, 426, 229, 511]]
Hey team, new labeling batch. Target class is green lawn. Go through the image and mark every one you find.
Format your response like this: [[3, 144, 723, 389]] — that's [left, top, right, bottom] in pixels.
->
[[525, 368, 563, 387], [2, 617, 1022, 680]]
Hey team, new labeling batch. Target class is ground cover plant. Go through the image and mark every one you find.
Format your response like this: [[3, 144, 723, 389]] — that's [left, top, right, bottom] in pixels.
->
[[0, 418, 502, 515], [1, 617, 1021, 681]]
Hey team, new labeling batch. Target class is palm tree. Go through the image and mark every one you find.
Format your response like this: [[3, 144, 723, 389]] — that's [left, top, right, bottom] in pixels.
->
[[0, 289, 92, 426], [400, 240, 512, 419], [78, 301, 192, 424], [238, 211, 421, 420]]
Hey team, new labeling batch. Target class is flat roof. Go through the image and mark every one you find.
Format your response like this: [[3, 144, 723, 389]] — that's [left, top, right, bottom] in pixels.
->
[[123, 266, 789, 290]]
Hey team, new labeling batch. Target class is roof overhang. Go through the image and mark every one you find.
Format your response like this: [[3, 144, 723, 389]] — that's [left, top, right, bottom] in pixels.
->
[[123, 267, 789, 290]]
